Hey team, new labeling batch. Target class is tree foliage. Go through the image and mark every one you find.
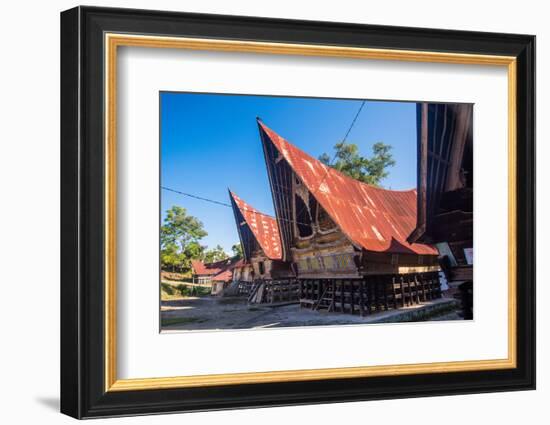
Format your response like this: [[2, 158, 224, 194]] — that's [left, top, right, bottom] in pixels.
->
[[161, 206, 207, 250], [184, 241, 205, 261], [160, 242, 186, 272], [204, 244, 229, 263], [160, 206, 207, 272], [231, 243, 243, 258], [319, 141, 395, 186]]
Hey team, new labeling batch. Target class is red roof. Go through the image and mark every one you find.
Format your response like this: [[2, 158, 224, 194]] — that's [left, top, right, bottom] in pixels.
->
[[191, 260, 217, 276], [211, 269, 234, 282], [191, 257, 243, 278], [259, 121, 438, 256], [229, 191, 283, 260]]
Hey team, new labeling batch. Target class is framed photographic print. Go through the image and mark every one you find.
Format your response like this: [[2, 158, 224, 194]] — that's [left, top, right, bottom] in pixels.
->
[[60, 6, 535, 419]]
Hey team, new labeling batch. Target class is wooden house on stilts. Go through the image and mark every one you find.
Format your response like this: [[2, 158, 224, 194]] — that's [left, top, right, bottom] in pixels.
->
[[408, 103, 474, 317], [228, 190, 298, 303], [257, 118, 442, 315]]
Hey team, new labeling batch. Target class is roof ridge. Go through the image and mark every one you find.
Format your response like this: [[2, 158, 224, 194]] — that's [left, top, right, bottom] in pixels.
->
[[258, 120, 416, 194]]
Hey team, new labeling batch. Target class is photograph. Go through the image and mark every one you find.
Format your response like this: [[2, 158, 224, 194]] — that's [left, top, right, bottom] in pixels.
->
[[159, 93, 474, 331]]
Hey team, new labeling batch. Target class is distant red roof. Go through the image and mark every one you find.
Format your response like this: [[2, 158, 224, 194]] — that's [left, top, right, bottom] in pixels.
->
[[191, 260, 218, 276], [211, 269, 234, 282], [191, 257, 243, 281], [229, 191, 282, 260], [259, 121, 438, 256]]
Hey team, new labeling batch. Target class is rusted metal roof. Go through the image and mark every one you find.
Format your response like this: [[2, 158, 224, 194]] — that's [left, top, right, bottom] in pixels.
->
[[229, 191, 283, 260], [211, 271, 232, 282], [191, 257, 243, 277], [258, 121, 438, 256], [211, 261, 243, 282], [191, 260, 216, 276]]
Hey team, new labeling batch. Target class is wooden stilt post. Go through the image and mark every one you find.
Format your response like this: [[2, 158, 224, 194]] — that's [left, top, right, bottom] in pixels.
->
[[349, 280, 355, 315], [330, 279, 335, 312], [369, 276, 378, 311], [382, 275, 389, 310], [364, 278, 371, 314], [373, 279, 377, 313], [399, 275, 405, 307], [359, 280, 365, 316], [414, 275, 421, 304], [405, 276, 411, 306], [392, 275, 398, 309], [409, 275, 418, 304], [339, 280, 345, 313], [420, 274, 426, 301], [375, 278, 382, 311]]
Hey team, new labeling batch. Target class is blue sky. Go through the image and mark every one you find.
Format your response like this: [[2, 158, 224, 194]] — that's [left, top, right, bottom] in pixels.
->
[[161, 92, 418, 254]]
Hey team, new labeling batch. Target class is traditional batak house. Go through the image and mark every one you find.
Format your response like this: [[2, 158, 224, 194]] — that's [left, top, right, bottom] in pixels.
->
[[228, 190, 298, 303], [408, 103, 473, 318], [257, 118, 441, 315]]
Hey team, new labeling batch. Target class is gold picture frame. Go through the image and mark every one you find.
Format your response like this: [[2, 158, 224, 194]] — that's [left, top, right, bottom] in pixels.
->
[[104, 33, 517, 392]]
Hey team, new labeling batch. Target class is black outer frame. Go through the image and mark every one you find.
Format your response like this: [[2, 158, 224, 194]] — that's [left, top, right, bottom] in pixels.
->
[[60, 6, 535, 419]]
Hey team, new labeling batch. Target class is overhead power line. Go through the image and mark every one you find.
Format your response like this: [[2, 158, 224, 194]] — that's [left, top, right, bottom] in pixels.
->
[[312, 99, 366, 196], [161, 186, 309, 227], [342, 100, 366, 144], [162, 186, 232, 208], [163, 102, 366, 228]]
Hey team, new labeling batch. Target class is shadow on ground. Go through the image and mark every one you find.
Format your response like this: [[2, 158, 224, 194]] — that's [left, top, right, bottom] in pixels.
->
[[35, 396, 59, 412]]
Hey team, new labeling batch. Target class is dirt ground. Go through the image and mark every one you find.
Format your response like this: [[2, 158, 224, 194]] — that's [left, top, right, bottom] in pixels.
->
[[160, 295, 462, 331]]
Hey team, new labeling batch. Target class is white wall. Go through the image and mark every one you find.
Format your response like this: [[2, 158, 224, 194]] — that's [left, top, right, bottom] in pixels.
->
[[0, 1, 545, 424]]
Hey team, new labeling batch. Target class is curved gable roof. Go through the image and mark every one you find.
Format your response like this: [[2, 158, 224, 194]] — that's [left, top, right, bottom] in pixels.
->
[[229, 191, 283, 260], [258, 121, 437, 256]]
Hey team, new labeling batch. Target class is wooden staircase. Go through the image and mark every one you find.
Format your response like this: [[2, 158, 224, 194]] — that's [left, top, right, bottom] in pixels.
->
[[312, 285, 334, 312], [247, 281, 263, 303]]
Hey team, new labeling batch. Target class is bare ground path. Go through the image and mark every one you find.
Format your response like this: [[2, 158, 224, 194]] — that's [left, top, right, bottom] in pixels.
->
[[161, 296, 461, 331]]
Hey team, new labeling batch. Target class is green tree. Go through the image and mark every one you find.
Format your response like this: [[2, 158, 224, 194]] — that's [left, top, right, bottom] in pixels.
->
[[319, 141, 395, 186], [160, 206, 207, 272], [160, 242, 186, 272], [231, 243, 243, 258], [161, 206, 207, 249], [184, 241, 205, 261], [204, 245, 228, 263]]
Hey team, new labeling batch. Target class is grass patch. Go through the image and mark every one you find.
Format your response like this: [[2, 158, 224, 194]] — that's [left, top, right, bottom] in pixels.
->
[[161, 270, 192, 282], [161, 282, 211, 300], [161, 317, 207, 327]]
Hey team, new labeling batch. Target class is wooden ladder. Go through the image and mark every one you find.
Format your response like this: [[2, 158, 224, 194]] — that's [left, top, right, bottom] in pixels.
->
[[313, 286, 334, 312], [247, 282, 260, 303]]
